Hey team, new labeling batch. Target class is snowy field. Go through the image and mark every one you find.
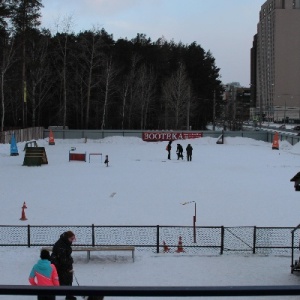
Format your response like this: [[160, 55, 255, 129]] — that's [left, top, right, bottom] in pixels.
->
[[1, 135, 300, 299]]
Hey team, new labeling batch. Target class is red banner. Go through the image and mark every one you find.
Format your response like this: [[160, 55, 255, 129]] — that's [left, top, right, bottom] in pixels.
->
[[142, 132, 203, 141]]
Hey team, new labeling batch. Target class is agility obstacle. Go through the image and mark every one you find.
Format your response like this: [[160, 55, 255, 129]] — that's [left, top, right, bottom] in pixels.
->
[[20, 202, 27, 221], [69, 148, 86, 162], [49, 129, 55, 145], [216, 130, 224, 144], [23, 140, 38, 151], [216, 134, 224, 144], [89, 153, 102, 163], [23, 147, 48, 166], [272, 131, 279, 150], [10, 133, 19, 156]]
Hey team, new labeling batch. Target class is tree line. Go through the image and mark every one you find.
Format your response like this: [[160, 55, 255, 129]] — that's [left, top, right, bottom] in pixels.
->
[[0, 0, 224, 131]]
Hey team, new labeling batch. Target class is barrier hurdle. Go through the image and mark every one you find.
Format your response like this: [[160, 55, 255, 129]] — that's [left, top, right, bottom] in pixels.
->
[[69, 148, 86, 162], [89, 153, 102, 163]]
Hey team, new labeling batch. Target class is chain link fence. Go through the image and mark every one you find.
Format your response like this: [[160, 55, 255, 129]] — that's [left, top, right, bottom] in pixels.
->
[[0, 225, 295, 256]]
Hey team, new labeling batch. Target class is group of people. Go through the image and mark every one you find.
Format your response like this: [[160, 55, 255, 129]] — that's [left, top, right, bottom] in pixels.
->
[[166, 141, 193, 161], [29, 230, 103, 300]]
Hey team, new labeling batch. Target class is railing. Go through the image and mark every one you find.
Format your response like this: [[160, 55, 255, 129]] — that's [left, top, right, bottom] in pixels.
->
[[291, 223, 300, 272], [2, 285, 300, 297], [0, 225, 295, 256]]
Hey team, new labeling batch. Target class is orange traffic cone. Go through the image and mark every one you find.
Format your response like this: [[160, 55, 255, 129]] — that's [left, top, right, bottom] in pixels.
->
[[163, 241, 170, 253], [272, 132, 279, 150], [49, 129, 55, 145], [175, 236, 185, 253], [20, 202, 27, 221]]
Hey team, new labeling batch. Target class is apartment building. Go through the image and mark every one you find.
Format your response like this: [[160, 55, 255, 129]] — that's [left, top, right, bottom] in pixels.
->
[[251, 0, 300, 123]]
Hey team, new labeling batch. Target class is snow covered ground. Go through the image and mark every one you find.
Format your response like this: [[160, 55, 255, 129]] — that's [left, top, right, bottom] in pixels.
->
[[1, 135, 300, 299]]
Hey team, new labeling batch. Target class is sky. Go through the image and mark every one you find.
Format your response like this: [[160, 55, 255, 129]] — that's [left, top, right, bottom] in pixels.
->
[[2, 130, 300, 299], [39, 0, 265, 88]]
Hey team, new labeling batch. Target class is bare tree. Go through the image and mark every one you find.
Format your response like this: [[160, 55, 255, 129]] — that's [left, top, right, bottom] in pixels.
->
[[54, 15, 74, 129], [76, 28, 104, 128], [119, 53, 141, 129], [100, 54, 118, 129], [163, 62, 192, 129], [135, 64, 156, 129], [27, 31, 52, 126]]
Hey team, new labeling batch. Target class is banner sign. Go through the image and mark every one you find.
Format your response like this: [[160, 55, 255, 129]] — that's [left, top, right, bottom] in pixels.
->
[[142, 132, 203, 141]]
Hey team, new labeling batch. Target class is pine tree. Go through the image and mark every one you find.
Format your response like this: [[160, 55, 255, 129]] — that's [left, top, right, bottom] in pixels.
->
[[10, 0, 43, 127]]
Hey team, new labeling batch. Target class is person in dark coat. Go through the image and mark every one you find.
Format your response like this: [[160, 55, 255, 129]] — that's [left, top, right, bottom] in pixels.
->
[[186, 144, 193, 161], [166, 141, 172, 160], [176, 144, 183, 160], [50, 231, 76, 300]]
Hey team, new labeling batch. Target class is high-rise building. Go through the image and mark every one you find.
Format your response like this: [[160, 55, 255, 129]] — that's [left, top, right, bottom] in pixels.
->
[[251, 0, 300, 123]]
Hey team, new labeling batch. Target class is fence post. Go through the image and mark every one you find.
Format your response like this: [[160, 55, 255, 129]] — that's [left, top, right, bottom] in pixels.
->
[[220, 226, 224, 255], [253, 226, 257, 254], [92, 224, 95, 247], [156, 225, 160, 253], [291, 230, 295, 273], [27, 225, 31, 248]]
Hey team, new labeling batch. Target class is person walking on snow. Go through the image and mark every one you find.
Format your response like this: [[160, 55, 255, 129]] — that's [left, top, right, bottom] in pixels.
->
[[50, 231, 76, 300], [176, 144, 184, 160], [29, 249, 59, 300], [186, 144, 193, 161], [166, 141, 172, 160]]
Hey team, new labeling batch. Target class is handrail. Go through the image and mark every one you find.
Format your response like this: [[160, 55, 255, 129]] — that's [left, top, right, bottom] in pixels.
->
[[2, 285, 300, 297]]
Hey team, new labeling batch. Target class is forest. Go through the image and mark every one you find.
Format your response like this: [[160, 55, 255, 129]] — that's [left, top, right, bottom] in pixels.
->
[[0, 0, 224, 130]]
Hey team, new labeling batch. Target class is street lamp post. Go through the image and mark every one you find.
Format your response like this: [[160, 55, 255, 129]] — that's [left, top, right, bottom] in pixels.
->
[[181, 201, 197, 243], [277, 94, 294, 124]]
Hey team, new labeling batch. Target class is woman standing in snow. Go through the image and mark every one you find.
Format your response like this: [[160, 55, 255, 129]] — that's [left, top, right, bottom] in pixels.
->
[[50, 231, 76, 300], [29, 249, 59, 300]]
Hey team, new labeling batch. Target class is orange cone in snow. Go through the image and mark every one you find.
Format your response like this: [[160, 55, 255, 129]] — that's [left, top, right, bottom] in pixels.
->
[[272, 132, 279, 150], [175, 236, 185, 253], [163, 241, 170, 253], [49, 129, 55, 145], [20, 202, 27, 221]]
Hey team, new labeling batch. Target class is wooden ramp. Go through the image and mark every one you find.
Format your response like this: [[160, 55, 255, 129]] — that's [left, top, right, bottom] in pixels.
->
[[23, 147, 48, 166]]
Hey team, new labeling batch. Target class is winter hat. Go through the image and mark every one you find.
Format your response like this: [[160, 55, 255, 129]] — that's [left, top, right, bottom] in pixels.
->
[[65, 230, 75, 239], [40, 249, 50, 260], [63, 230, 76, 241]]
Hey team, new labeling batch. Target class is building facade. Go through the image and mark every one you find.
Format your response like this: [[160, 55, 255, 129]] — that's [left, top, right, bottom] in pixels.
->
[[222, 83, 251, 130], [251, 0, 300, 123]]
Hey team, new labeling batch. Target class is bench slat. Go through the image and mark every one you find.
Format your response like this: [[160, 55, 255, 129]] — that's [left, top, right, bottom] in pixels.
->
[[42, 246, 135, 262]]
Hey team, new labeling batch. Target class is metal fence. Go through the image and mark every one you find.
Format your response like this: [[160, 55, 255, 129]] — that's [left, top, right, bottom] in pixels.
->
[[1, 127, 299, 146], [3, 285, 300, 298], [42, 129, 300, 145], [291, 224, 300, 271], [0, 225, 295, 256]]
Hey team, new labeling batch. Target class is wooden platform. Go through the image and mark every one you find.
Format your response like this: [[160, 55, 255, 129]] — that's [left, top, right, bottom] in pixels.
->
[[23, 147, 48, 166]]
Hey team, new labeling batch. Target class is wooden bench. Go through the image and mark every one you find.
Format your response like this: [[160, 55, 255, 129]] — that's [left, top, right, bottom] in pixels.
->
[[43, 246, 135, 262]]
